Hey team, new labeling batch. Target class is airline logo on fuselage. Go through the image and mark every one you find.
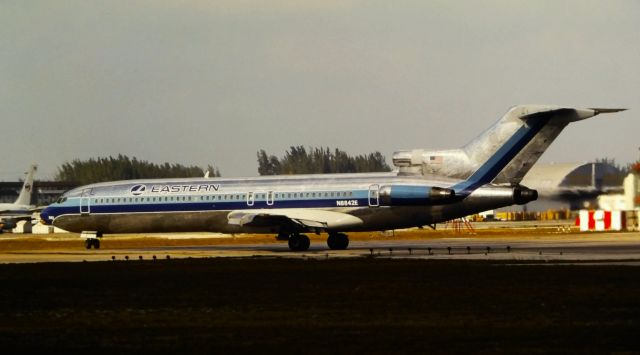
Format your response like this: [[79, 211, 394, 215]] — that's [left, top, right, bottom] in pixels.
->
[[129, 184, 221, 195], [150, 184, 220, 194], [130, 184, 147, 196]]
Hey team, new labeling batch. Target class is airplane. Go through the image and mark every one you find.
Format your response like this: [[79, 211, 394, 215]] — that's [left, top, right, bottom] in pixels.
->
[[0, 164, 38, 230], [40, 105, 625, 250]]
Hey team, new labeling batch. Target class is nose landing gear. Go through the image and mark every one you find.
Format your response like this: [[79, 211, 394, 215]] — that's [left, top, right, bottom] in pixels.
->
[[84, 238, 101, 249], [81, 231, 102, 250]]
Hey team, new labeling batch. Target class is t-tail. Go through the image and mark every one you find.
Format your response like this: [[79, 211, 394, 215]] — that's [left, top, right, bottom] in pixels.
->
[[14, 164, 37, 206], [393, 105, 626, 195]]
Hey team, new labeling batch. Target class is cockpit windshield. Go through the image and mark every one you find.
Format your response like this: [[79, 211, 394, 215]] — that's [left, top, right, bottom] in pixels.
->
[[57, 188, 84, 201]]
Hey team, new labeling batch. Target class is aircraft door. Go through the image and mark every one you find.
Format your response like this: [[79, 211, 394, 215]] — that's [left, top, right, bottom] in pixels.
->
[[266, 191, 274, 206], [247, 192, 255, 206], [368, 184, 380, 207], [80, 188, 92, 215]]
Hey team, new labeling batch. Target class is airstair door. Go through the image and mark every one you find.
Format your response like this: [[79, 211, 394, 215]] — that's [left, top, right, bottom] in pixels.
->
[[80, 189, 92, 215], [368, 184, 379, 207]]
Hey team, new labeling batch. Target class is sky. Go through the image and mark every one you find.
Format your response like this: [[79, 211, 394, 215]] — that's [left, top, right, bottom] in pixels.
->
[[1, 0, 639, 181]]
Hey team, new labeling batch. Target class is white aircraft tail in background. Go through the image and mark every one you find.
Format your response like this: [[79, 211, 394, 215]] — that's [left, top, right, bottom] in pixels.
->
[[0, 164, 38, 228]]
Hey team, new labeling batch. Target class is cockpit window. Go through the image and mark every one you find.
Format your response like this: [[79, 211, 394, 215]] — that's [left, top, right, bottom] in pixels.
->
[[56, 197, 67, 204]]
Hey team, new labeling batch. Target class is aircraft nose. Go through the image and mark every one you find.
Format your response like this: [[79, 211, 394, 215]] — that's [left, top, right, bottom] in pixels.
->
[[40, 207, 51, 225]]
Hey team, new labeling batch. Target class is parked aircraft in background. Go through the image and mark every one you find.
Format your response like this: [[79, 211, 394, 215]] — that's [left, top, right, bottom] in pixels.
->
[[0, 164, 38, 230], [40, 106, 624, 250]]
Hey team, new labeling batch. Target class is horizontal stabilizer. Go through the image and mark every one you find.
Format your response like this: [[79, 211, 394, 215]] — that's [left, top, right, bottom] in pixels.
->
[[589, 108, 627, 114]]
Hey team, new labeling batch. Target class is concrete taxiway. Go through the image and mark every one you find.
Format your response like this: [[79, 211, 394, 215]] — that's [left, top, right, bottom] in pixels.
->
[[2, 229, 640, 264]]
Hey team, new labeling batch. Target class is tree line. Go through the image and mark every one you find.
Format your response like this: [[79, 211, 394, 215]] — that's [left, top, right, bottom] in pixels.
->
[[52, 153, 640, 186], [55, 154, 220, 185], [257, 146, 391, 175], [53, 147, 390, 184]]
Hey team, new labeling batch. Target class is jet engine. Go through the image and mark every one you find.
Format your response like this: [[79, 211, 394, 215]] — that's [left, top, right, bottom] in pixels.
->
[[379, 185, 455, 206], [513, 186, 538, 205]]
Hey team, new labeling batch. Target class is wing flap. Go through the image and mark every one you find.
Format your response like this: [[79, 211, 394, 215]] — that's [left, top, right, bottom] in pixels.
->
[[227, 209, 363, 230]]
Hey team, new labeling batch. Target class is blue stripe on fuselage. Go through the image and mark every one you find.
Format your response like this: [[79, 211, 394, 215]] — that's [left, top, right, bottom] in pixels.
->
[[452, 116, 550, 195], [41, 197, 372, 222]]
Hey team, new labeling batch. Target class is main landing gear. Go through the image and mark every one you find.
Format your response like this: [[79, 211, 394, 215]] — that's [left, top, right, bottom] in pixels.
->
[[282, 232, 350, 251], [327, 232, 349, 250], [287, 234, 311, 252]]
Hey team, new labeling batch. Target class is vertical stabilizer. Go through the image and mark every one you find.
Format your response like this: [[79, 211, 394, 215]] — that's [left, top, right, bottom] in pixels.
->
[[393, 105, 624, 186], [14, 164, 37, 207]]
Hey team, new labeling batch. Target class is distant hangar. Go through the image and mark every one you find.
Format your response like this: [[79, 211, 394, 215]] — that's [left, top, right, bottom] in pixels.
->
[[510, 162, 624, 211]]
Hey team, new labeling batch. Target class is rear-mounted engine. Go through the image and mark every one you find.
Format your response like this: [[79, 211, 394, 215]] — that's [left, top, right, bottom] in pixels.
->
[[379, 185, 455, 206]]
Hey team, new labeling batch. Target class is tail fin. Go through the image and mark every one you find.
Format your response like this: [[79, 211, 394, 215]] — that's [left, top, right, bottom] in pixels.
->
[[393, 105, 625, 188], [14, 164, 37, 206]]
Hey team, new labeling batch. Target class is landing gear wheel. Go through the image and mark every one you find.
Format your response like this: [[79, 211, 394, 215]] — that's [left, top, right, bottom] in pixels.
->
[[84, 238, 101, 249], [276, 231, 290, 241], [327, 233, 349, 250], [288, 234, 310, 251]]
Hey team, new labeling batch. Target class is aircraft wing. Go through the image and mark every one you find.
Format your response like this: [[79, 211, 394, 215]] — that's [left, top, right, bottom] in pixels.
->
[[0, 214, 33, 221], [227, 209, 364, 230]]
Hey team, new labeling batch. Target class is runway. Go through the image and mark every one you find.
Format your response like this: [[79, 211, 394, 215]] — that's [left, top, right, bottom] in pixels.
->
[[3, 230, 640, 353], [3, 230, 640, 264]]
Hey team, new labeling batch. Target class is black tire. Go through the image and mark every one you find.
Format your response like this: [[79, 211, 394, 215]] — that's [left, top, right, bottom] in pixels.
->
[[299, 234, 310, 250], [276, 231, 290, 241], [327, 233, 349, 250], [288, 234, 310, 251], [85, 239, 92, 249], [94, 239, 101, 249]]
